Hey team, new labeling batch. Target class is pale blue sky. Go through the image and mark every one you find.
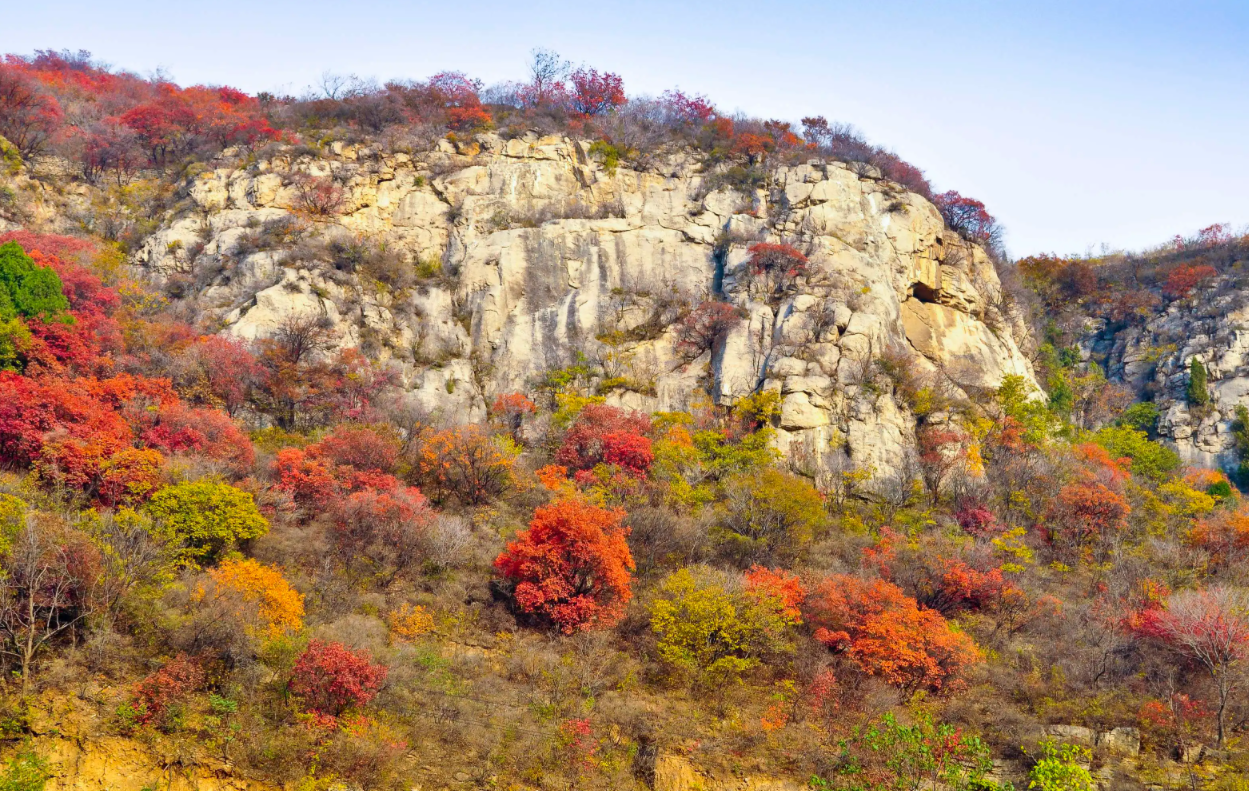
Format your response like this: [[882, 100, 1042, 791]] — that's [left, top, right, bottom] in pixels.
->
[[5, 0, 1247, 257]]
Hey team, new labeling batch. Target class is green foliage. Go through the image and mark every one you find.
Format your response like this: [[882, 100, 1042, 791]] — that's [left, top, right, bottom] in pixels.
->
[[0, 318, 31, 372], [1188, 358, 1210, 407], [818, 712, 1001, 791], [144, 481, 269, 565], [997, 374, 1058, 444], [1027, 742, 1093, 791], [692, 428, 777, 480], [649, 566, 794, 687], [1117, 401, 1160, 435], [1092, 425, 1181, 483], [0, 747, 48, 791], [588, 140, 625, 174], [0, 243, 70, 323], [714, 467, 825, 565]]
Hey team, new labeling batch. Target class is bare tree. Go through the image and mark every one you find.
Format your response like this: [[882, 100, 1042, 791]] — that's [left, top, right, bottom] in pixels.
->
[[526, 48, 570, 106], [0, 517, 102, 694]]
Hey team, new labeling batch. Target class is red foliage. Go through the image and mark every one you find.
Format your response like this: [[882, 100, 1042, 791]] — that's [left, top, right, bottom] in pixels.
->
[[491, 392, 536, 439], [660, 90, 716, 124], [494, 499, 635, 633], [556, 404, 653, 477], [1050, 480, 1131, 547], [746, 243, 809, 294], [732, 133, 772, 159], [130, 654, 205, 727], [569, 68, 625, 116], [674, 301, 743, 360], [934, 191, 999, 246], [141, 403, 254, 473], [955, 505, 1000, 538], [0, 62, 64, 158], [935, 561, 1014, 614], [290, 640, 388, 718], [174, 335, 263, 415], [273, 448, 339, 508], [330, 486, 432, 580], [314, 424, 400, 474], [429, 72, 491, 131], [1163, 264, 1218, 299], [804, 574, 982, 693]]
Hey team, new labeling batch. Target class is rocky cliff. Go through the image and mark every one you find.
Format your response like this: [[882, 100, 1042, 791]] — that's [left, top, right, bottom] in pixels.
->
[[134, 133, 1037, 475], [1091, 274, 1249, 468]]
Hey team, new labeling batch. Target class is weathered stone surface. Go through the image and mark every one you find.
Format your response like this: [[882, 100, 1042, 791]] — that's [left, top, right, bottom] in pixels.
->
[[132, 135, 1037, 477], [1099, 727, 1142, 756]]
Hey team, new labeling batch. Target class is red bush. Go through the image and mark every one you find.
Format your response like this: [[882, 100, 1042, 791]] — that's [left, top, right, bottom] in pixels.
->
[[290, 640, 388, 718], [494, 499, 635, 633], [142, 403, 254, 473], [569, 68, 625, 116], [746, 243, 809, 294], [556, 404, 653, 478], [934, 191, 1000, 246], [1163, 264, 1217, 299], [130, 654, 205, 727], [674, 301, 743, 360], [314, 424, 400, 474]]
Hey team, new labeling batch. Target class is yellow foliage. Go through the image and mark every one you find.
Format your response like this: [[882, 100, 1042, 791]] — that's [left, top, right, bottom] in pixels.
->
[[387, 603, 435, 641], [199, 557, 305, 638], [1158, 479, 1217, 519]]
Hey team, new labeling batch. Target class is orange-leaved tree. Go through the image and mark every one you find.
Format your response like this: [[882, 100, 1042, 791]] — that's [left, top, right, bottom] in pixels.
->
[[494, 498, 634, 633], [804, 574, 982, 694]]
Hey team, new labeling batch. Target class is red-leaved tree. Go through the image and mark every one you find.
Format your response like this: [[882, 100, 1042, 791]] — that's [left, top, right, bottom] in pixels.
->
[[494, 499, 635, 633], [556, 404, 653, 478], [290, 639, 388, 721], [1131, 587, 1249, 746]]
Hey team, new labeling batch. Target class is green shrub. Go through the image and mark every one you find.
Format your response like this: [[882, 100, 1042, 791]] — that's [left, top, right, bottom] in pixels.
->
[[0, 748, 48, 791], [0, 243, 70, 323], [145, 481, 269, 565], [1092, 425, 1181, 483], [1117, 401, 1160, 434], [1028, 741, 1092, 791]]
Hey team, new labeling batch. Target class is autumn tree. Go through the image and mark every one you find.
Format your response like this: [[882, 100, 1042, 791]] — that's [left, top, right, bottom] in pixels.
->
[[494, 499, 634, 633], [416, 424, 515, 505], [745, 243, 808, 297], [715, 468, 825, 566], [650, 566, 798, 687], [804, 574, 982, 694], [1132, 586, 1249, 746], [330, 486, 434, 584], [555, 403, 653, 478], [197, 557, 305, 639], [145, 481, 269, 565], [933, 191, 1000, 247], [568, 68, 625, 116], [290, 639, 388, 721], [0, 513, 102, 693], [673, 301, 743, 360]]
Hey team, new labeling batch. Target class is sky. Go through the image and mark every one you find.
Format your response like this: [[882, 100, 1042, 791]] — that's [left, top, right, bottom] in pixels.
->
[[4, 0, 1248, 257]]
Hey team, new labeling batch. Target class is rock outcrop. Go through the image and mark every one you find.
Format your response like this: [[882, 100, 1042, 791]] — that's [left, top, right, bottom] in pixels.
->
[[1091, 279, 1249, 469], [134, 133, 1037, 476]]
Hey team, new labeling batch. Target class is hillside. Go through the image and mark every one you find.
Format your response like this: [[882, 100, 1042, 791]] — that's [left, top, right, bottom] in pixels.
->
[[0, 48, 1247, 791]]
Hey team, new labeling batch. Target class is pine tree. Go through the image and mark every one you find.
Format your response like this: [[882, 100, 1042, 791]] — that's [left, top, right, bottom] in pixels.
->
[[1188, 358, 1210, 406]]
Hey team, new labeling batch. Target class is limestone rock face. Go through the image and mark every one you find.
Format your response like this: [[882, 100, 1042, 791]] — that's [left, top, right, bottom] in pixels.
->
[[1091, 282, 1249, 469], [133, 134, 1038, 477]]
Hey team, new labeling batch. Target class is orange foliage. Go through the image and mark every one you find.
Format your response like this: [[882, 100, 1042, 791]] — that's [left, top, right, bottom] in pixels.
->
[[416, 424, 514, 505], [494, 499, 634, 633], [201, 557, 305, 638], [744, 565, 807, 621], [804, 574, 982, 693]]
